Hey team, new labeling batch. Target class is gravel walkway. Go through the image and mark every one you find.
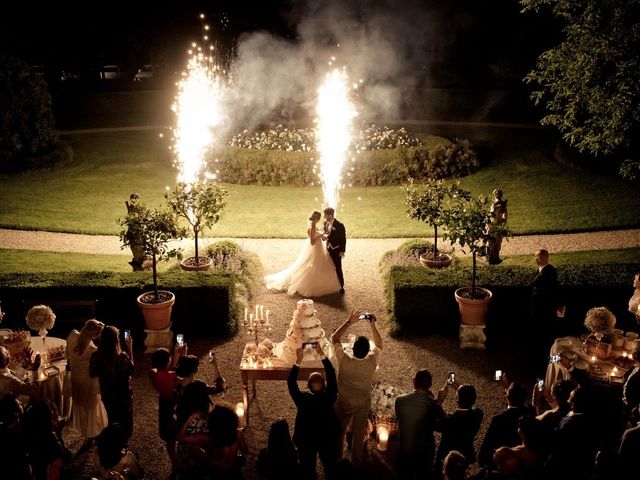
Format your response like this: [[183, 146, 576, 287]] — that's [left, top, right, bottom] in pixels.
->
[[3, 226, 636, 479]]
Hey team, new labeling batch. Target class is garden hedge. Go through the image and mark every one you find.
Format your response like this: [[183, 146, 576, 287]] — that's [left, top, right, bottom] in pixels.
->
[[0, 271, 239, 339], [384, 264, 638, 342]]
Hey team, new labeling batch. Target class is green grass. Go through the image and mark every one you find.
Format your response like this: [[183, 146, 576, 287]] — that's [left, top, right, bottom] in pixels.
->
[[0, 129, 639, 237], [0, 249, 177, 273]]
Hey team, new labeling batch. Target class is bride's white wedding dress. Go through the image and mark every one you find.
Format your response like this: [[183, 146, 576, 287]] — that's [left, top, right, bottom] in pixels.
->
[[265, 223, 341, 297]]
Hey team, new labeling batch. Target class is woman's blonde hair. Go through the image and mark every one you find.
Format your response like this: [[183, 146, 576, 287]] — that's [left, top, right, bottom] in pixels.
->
[[308, 210, 322, 222], [82, 319, 105, 336]]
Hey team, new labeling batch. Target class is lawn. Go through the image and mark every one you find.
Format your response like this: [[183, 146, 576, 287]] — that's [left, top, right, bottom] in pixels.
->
[[1, 128, 639, 237]]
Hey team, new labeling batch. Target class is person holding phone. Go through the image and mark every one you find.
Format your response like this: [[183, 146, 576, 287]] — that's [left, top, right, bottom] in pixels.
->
[[90, 326, 135, 438], [331, 309, 384, 467]]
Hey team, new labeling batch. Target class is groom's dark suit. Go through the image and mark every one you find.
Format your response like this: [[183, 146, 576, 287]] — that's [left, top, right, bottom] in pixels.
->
[[325, 219, 346, 290]]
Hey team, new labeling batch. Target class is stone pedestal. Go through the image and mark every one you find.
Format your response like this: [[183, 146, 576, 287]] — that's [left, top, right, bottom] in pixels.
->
[[144, 322, 174, 353], [460, 324, 486, 350]]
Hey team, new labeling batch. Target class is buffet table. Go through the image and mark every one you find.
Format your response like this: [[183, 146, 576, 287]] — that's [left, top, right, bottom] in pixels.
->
[[29, 336, 67, 411]]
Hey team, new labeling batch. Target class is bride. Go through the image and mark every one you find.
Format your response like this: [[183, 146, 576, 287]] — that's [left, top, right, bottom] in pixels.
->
[[265, 210, 341, 297]]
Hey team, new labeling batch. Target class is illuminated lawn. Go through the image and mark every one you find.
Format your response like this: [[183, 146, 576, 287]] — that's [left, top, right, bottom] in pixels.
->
[[1, 129, 639, 237]]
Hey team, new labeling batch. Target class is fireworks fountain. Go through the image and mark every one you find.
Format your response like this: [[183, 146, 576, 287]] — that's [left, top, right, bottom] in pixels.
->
[[315, 67, 357, 211], [172, 15, 225, 185]]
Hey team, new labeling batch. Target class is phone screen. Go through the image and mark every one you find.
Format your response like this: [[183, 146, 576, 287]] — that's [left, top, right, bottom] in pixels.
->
[[447, 372, 455, 384], [304, 343, 315, 350], [124, 330, 130, 341], [176, 334, 184, 346], [494, 370, 502, 381]]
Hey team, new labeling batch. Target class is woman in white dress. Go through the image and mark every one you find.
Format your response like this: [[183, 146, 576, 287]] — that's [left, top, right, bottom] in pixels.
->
[[66, 319, 108, 439], [265, 210, 341, 297]]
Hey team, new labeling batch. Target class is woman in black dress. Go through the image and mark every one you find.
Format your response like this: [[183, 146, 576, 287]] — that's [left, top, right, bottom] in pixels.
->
[[90, 325, 135, 438]]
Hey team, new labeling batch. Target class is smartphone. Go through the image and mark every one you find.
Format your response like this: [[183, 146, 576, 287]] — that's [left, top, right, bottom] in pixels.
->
[[208, 350, 215, 363], [494, 369, 503, 381], [124, 330, 131, 342], [359, 313, 374, 321], [303, 342, 316, 350], [549, 354, 561, 364], [447, 372, 456, 385], [537, 379, 544, 391], [176, 334, 184, 347]]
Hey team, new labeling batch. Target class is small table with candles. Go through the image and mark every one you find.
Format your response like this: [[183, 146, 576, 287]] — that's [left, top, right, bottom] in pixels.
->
[[29, 335, 67, 411]]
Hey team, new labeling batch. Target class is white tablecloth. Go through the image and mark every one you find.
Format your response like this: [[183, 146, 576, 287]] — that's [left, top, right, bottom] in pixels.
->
[[29, 336, 67, 411]]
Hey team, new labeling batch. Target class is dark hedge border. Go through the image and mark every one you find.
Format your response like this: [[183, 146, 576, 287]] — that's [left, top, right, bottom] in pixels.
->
[[0, 271, 239, 339], [383, 264, 638, 340]]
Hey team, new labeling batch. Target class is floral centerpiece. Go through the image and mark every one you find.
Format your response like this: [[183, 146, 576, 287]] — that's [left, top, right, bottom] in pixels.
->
[[584, 306, 616, 340], [370, 382, 403, 432], [26, 305, 56, 340]]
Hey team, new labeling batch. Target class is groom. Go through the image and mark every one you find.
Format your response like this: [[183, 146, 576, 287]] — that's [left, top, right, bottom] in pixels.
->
[[323, 207, 346, 294]]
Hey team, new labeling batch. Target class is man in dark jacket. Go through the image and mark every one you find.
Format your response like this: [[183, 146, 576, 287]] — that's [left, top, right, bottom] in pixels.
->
[[478, 382, 535, 468], [531, 249, 560, 371], [287, 344, 340, 479]]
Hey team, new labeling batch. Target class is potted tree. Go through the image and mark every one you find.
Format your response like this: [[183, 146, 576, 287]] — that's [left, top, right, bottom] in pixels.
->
[[404, 178, 469, 268], [443, 194, 496, 326], [119, 206, 183, 330], [166, 181, 229, 272]]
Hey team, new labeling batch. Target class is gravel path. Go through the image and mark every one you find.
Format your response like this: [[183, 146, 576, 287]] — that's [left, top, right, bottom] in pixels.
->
[[1, 227, 639, 256], [47, 225, 639, 479]]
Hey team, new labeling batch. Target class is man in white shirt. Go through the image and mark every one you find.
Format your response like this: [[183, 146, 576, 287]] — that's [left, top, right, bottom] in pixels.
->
[[0, 346, 39, 400], [331, 309, 383, 467]]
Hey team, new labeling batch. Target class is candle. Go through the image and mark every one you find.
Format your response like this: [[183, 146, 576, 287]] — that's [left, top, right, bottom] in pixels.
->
[[591, 355, 597, 363], [266, 309, 270, 326], [235, 403, 246, 428], [377, 426, 389, 452], [260, 305, 264, 321], [255, 305, 259, 319], [244, 308, 248, 321], [249, 314, 254, 330], [613, 367, 618, 374]]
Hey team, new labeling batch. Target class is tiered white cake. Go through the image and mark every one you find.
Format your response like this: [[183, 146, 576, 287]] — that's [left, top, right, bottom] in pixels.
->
[[270, 299, 331, 366]]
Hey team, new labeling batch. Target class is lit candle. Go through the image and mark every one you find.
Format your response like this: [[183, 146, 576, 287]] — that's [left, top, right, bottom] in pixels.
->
[[235, 403, 246, 428], [249, 314, 254, 330], [591, 355, 597, 363], [266, 309, 270, 326], [244, 308, 248, 321], [255, 305, 259, 319], [613, 367, 618, 374], [377, 426, 389, 452], [260, 305, 264, 321]]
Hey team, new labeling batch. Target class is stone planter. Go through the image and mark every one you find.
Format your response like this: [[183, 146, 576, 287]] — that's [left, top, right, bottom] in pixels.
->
[[137, 291, 175, 330], [454, 287, 493, 326], [419, 252, 452, 269], [180, 256, 213, 272]]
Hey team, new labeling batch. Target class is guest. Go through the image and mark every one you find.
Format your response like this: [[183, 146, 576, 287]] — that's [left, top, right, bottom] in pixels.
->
[[486, 188, 508, 265], [207, 404, 248, 480], [174, 354, 225, 401], [66, 319, 108, 440], [0, 345, 40, 399], [509, 416, 544, 476], [0, 393, 32, 479], [443, 450, 467, 480], [175, 380, 213, 477], [617, 406, 640, 476], [331, 309, 384, 467], [258, 419, 298, 480], [533, 380, 573, 431], [478, 383, 535, 468], [435, 384, 484, 470], [287, 344, 340, 479], [94, 423, 143, 480], [149, 345, 186, 467], [623, 350, 640, 415], [89, 326, 134, 438], [629, 272, 640, 321], [544, 386, 598, 479], [530, 249, 560, 366], [21, 400, 71, 480], [395, 369, 446, 479]]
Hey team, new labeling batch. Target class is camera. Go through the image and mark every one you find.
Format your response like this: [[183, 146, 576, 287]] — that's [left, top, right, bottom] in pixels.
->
[[447, 371, 456, 385], [176, 334, 184, 347], [359, 313, 374, 321], [303, 342, 317, 350]]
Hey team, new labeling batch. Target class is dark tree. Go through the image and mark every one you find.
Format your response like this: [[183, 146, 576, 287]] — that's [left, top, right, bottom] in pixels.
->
[[522, 0, 640, 179], [0, 54, 57, 167]]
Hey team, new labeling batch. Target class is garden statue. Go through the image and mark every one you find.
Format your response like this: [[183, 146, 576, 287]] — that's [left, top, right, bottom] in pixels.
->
[[486, 189, 508, 265], [124, 192, 149, 271]]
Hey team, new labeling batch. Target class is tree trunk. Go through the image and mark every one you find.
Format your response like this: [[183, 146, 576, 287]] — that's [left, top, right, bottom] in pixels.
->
[[471, 251, 477, 298], [433, 224, 438, 257], [152, 251, 158, 302], [194, 229, 199, 264]]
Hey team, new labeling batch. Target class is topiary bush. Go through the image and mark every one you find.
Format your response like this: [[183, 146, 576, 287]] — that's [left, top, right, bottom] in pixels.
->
[[205, 241, 264, 301]]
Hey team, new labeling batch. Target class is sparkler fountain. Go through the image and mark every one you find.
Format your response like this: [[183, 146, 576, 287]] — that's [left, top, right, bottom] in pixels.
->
[[315, 67, 357, 210]]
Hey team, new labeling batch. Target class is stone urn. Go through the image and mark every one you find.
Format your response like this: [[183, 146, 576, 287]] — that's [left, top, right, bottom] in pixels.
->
[[137, 291, 175, 330], [454, 287, 493, 326]]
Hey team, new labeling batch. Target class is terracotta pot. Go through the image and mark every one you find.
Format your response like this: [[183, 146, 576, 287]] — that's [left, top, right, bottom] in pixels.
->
[[419, 253, 452, 269], [137, 291, 175, 330], [180, 256, 213, 272], [454, 287, 493, 326]]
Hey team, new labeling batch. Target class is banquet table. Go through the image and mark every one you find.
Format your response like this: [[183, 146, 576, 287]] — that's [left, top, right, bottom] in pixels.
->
[[28, 336, 67, 411], [546, 336, 635, 399]]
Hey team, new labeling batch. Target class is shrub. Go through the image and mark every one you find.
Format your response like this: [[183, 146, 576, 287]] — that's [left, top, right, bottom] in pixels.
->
[[206, 241, 264, 301]]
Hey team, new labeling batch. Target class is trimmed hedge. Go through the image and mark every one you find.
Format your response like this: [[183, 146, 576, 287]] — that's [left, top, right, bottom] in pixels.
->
[[212, 135, 478, 186], [384, 264, 638, 341], [0, 271, 239, 339]]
